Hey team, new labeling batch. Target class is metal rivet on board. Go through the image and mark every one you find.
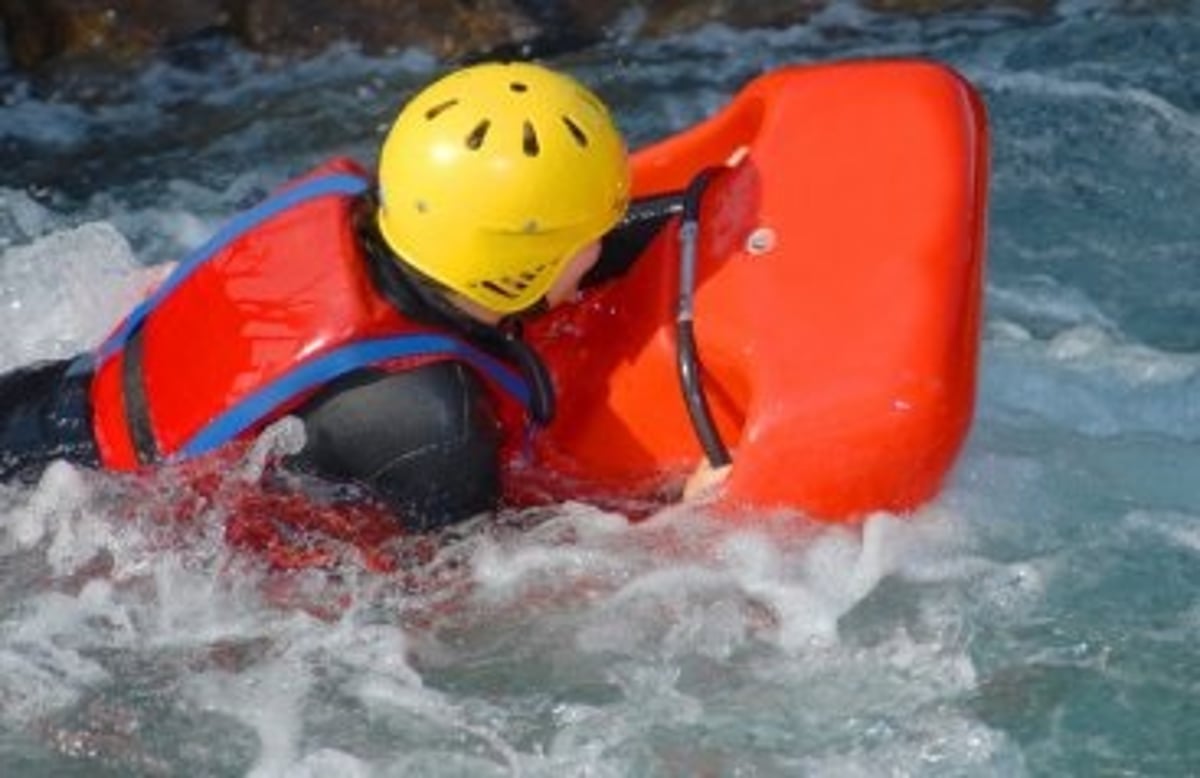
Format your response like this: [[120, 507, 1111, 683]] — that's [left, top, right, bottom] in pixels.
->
[[745, 227, 776, 255]]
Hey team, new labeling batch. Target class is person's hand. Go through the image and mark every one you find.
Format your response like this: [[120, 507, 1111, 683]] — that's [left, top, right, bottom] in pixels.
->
[[683, 460, 732, 502]]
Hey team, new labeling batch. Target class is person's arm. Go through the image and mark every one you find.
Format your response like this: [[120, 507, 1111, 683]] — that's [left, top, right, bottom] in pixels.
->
[[0, 357, 98, 483], [284, 361, 503, 532], [585, 190, 738, 505], [682, 460, 732, 502]]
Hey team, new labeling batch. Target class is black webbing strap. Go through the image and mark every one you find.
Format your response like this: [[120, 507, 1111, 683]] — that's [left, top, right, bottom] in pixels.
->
[[121, 324, 161, 465]]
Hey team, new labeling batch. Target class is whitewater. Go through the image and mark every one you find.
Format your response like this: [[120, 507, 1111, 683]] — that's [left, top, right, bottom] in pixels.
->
[[1, 2, 1197, 775]]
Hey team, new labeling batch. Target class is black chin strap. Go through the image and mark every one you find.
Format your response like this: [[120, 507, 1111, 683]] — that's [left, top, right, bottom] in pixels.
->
[[495, 319, 556, 425], [357, 198, 556, 425]]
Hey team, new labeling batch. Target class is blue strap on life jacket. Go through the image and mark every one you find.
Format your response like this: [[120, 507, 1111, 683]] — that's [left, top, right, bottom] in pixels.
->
[[94, 172, 371, 365], [179, 333, 532, 458], [89, 169, 536, 462]]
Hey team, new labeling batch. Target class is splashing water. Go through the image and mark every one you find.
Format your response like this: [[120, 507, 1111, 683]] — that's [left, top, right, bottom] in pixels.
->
[[2, 2, 1199, 775]]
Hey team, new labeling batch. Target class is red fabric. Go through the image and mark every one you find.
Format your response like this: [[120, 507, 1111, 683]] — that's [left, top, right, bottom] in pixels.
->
[[90, 158, 528, 474]]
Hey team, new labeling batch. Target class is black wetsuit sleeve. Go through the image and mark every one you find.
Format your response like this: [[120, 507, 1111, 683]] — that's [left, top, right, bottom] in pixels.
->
[[284, 361, 502, 532], [0, 358, 98, 483]]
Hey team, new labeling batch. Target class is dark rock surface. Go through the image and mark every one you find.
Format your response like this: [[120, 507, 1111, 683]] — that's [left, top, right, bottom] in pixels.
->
[[1, 0, 1053, 73]]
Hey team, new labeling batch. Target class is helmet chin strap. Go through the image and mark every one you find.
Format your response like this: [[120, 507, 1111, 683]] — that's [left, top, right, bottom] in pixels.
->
[[496, 316, 555, 425], [358, 196, 556, 425], [502, 296, 549, 323]]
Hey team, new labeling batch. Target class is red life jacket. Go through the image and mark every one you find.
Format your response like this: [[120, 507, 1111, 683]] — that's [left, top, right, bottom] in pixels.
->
[[88, 158, 534, 470]]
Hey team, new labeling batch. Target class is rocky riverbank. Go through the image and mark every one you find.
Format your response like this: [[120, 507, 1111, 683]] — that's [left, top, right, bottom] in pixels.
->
[[2, 0, 1054, 73]]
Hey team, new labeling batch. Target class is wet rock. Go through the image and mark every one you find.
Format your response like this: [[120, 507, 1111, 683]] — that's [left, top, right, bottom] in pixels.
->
[[223, 0, 539, 60], [616, 0, 827, 36], [1, 0, 1056, 73], [1, 0, 227, 70], [864, 0, 1052, 13]]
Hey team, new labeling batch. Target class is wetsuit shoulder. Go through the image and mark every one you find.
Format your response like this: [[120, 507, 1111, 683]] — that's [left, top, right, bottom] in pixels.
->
[[286, 361, 502, 532]]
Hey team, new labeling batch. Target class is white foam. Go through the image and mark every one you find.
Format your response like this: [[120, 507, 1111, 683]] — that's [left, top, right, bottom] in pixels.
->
[[796, 709, 1019, 776], [471, 502, 980, 663], [4, 460, 94, 551], [0, 221, 155, 367], [470, 503, 635, 595], [1044, 325, 1197, 384], [286, 750, 371, 778], [987, 275, 1117, 335], [1123, 509, 1200, 555], [983, 321, 1200, 438], [0, 640, 110, 725], [192, 657, 312, 778]]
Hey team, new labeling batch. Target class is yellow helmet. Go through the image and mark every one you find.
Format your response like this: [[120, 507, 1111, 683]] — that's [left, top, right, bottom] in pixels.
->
[[376, 62, 631, 314]]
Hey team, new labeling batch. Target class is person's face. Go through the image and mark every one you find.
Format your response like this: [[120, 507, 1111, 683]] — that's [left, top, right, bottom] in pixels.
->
[[544, 241, 602, 309]]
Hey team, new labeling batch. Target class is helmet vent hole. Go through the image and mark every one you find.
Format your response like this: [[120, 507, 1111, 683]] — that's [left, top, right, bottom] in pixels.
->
[[465, 120, 491, 150], [424, 99, 458, 120], [480, 281, 518, 300], [510, 81, 528, 93], [522, 121, 540, 157], [562, 115, 588, 147]]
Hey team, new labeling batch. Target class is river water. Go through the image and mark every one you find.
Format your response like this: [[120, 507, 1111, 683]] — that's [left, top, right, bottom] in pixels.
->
[[1, 2, 1198, 775]]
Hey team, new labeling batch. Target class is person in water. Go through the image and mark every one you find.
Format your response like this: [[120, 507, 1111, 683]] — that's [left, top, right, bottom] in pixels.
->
[[0, 61, 686, 531]]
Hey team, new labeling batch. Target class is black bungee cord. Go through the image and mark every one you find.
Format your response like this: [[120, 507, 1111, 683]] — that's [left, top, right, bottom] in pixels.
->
[[676, 167, 733, 468]]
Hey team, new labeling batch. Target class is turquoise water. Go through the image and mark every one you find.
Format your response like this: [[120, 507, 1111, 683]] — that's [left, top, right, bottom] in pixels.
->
[[1, 2, 1199, 775]]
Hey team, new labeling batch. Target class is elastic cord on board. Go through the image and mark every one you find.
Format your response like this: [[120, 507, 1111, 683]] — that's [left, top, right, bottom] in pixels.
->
[[676, 166, 732, 467]]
